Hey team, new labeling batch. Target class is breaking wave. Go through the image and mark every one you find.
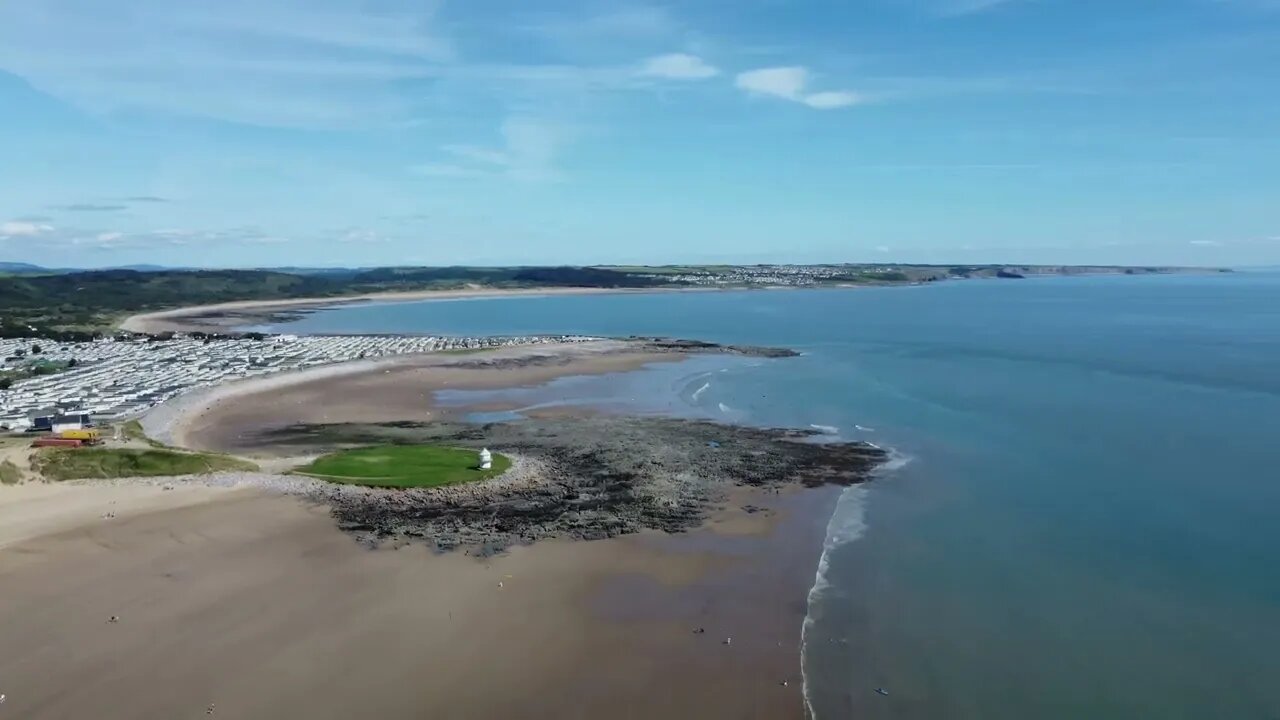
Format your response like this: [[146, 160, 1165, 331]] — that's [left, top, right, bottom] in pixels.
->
[[801, 446, 913, 719]]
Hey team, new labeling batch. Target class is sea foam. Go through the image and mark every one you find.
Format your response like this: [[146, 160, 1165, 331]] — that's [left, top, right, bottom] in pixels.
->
[[801, 447, 913, 719]]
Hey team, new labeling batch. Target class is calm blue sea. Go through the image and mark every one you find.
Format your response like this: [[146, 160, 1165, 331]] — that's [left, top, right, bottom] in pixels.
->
[[267, 273, 1280, 719]]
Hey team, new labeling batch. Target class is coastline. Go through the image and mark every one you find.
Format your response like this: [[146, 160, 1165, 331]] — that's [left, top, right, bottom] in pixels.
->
[[0, 337, 859, 719], [113, 268, 1220, 336], [0, 471, 831, 719], [117, 286, 710, 334], [145, 339, 691, 451]]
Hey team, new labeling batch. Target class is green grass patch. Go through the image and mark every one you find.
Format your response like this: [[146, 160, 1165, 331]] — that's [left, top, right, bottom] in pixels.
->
[[0, 460, 22, 485], [295, 445, 511, 488], [32, 448, 258, 481], [121, 420, 147, 440], [119, 420, 167, 448]]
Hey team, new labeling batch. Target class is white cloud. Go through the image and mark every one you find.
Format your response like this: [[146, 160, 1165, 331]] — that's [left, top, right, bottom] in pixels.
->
[[637, 53, 719, 80], [0, 221, 55, 237], [736, 67, 810, 100], [1189, 240, 1223, 246], [876, 245, 892, 253], [804, 91, 864, 109], [96, 232, 124, 243], [736, 66, 860, 109]]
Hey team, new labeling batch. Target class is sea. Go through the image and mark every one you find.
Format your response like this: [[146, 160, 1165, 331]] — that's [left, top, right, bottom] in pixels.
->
[[263, 272, 1280, 719]]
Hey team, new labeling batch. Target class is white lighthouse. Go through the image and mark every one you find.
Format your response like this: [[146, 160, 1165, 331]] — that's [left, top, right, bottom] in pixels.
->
[[479, 448, 493, 470]]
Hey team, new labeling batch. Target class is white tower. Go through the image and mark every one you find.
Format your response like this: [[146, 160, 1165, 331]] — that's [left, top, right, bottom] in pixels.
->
[[479, 448, 493, 470]]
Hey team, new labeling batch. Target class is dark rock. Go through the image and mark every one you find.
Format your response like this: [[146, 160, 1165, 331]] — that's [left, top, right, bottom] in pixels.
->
[[262, 416, 887, 553]]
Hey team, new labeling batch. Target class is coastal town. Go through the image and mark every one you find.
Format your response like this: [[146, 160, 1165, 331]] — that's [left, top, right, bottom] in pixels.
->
[[0, 333, 595, 431], [621, 263, 1189, 287]]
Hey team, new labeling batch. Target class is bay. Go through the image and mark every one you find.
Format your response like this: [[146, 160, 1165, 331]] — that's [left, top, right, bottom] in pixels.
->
[[268, 273, 1280, 718]]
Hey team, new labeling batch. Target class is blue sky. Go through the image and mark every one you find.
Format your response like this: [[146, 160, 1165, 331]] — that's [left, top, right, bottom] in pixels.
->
[[1, 0, 1277, 268]]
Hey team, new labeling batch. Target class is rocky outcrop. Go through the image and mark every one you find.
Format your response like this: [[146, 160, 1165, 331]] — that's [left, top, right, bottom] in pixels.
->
[[260, 417, 884, 554], [625, 337, 802, 358]]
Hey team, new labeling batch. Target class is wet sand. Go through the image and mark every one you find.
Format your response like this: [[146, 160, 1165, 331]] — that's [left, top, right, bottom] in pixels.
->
[[0, 478, 833, 719], [1, 338, 843, 718], [163, 340, 682, 454]]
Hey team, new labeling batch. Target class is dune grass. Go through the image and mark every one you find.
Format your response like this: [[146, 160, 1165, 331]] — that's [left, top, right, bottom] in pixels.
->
[[295, 445, 510, 488], [33, 448, 258, 481]]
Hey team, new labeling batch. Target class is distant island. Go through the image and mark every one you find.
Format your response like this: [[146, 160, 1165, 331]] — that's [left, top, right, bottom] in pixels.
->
[[0, 263, 1219, 339]]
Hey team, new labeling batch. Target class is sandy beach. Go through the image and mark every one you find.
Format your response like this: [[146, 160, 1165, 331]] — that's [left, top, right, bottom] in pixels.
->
[[0, 474, 831, 719], [117, 286, 697, 334], [150, 339, 684, 452], [0, 338, 857, 719]]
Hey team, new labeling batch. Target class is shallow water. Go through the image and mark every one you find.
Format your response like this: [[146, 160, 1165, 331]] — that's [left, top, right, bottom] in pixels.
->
[[269, 273, 1280, 718]]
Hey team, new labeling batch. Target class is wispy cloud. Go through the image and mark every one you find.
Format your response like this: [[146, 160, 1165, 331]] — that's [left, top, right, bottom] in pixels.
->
[[50, 203, 129, 212], [735, 67, 863, 109], [924, 0, 1020, 17], [1, 220, 55, 237], [413, 117, 568, 182], [1189, 239, 1223, 246], [409, 163, 487, 179], [439, 145, 512, 167], [122, 196, 170, 203], [0, 0, 450, 128], [637, 53, 719, 80], [517, 5, 679, 43], [339, 228, 387, 244], [1, 223, 291, 251]]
